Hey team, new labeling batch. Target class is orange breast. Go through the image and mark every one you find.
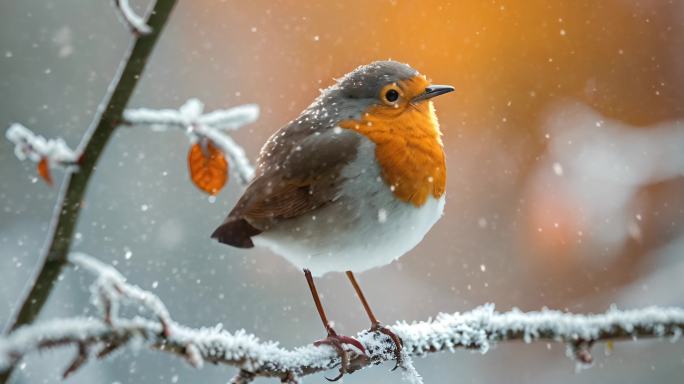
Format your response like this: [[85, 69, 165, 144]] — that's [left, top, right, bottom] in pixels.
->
[[339, 101, 446, 206]]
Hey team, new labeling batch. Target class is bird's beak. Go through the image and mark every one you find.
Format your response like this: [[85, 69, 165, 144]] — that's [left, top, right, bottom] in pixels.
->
[[411, 85, 455, 103]]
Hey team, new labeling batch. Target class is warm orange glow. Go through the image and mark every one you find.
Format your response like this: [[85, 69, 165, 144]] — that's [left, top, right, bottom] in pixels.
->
[[525, 186, 583, 271], [192, 0, 683, 292]]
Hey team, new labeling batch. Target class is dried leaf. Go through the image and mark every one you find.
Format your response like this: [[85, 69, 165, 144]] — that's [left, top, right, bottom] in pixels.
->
[[188, 140, 228, 195], [37, 157, 53, 186]]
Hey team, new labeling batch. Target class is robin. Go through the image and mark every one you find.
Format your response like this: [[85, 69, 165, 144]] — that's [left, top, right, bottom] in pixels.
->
[[212, 60, 453, 380]]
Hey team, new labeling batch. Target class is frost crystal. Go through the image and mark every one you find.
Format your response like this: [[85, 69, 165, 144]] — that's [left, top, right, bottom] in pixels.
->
[[5, 123, 77, 165]]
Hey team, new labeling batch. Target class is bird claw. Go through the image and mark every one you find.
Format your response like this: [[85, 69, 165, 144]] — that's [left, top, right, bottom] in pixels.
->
[[314, 331, 367, 381], [370, 323, 403, 371]]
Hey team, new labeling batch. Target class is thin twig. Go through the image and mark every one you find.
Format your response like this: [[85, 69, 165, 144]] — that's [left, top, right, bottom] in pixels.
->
[[0, 1, 178, 383], [113, 0, 152, 35], [230, 369, 256, 384]]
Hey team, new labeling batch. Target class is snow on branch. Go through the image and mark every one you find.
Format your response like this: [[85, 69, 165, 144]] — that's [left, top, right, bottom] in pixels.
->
[[6, 124, 78, 166], [73, 253, 172, 336], [113, 0, 151, 35], [5, 123, 79, 184], [124, 99, 259, 132], [1, 255, 683, 383], [124, 99, 258, 185]]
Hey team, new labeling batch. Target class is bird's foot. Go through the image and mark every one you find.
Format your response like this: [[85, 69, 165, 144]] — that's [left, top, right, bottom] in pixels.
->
[[370, 322, 403, 370], [314, 329, 367, 381]]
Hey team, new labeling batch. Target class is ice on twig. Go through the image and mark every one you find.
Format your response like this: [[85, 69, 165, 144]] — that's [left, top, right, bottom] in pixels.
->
[[123, 99, 259, 132], [5, 123, 78, 166], [113, 0, 152, 35], [71, 252, 172, 334], [199, 104, 261, 131], [124, 99, 259, 185], [399, 353, 423, 384], [1, 254, 683, 381]]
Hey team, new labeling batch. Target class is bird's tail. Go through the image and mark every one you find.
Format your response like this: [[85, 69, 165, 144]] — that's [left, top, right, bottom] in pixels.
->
[[210, 218, 261, 248]]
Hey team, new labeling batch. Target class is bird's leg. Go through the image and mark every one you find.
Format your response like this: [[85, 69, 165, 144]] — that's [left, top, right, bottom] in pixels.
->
[[303, 269, 366, 381], [345, 271, 404, 370]]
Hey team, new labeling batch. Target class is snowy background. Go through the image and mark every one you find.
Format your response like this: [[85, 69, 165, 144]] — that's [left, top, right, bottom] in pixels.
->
[[1, 0, 684, 383]]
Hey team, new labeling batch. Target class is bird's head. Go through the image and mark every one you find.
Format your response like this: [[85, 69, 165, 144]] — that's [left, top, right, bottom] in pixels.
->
[[321, 60, 454, 120]]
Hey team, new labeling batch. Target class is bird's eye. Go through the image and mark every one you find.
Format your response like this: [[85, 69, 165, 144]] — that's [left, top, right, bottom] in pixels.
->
[[385, 89, 399, 103]]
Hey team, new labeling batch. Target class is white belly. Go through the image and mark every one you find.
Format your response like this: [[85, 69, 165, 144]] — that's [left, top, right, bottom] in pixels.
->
[[252, 138, 445, 276]]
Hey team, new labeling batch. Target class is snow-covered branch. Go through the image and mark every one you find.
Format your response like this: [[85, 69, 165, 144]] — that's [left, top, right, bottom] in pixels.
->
[[1, 254, 682, 383], [5, 123, 78, 167], [113, 0, 151, 35], [124, 99, 258, 185]]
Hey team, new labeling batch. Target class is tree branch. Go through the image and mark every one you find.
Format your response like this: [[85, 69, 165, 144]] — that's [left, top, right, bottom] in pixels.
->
[[1, 1, 177, 382], [123, 99, 259, 186], [1, 254, 682, 383]]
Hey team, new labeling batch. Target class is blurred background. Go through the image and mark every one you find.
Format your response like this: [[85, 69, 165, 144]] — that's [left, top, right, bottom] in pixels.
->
[[1, 0, 684, 383]]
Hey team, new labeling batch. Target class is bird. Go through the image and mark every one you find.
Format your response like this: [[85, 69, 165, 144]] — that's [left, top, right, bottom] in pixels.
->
[[212, 60, 453, 380]]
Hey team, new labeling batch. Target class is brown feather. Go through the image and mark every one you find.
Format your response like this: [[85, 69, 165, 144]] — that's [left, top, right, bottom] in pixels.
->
[[212, 126, 361, 248], [211, 218, 261, 248]]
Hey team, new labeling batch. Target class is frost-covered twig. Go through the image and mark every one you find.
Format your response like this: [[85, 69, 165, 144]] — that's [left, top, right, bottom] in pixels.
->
[[123, 99, 259, 132], [5, 123, 78, 167], [73, 253, 172, 335], [124, 99, 259, 185], [113, 0, 151, 35], [1, 254, 683, 382], [0, 3, 178, 383]]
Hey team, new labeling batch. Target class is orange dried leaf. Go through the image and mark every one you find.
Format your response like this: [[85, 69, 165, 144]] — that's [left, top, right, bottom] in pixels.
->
[[187, 140, 228, 195], [37, 157, 53, 186]]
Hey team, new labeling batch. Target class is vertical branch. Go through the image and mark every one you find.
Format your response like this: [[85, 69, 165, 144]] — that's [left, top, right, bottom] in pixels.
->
[[1, 1, 177, 382]]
